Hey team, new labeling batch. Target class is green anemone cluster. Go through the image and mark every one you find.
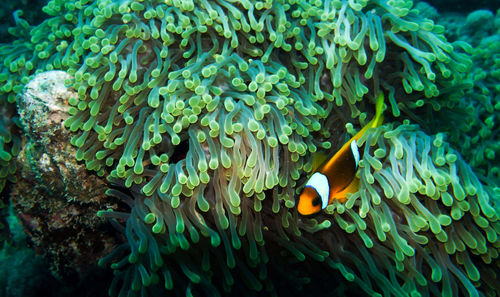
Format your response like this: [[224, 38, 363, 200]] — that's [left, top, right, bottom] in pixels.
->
[[431, 9, 500, 186], [55, 0, 472, 198], [457, 38, 500, 183], [0, 107, 18, 193], [97, 123, 500, 297], [0, 10, 55, 193], [0, 0, 473, 193], [1, 0, 497, 296], [0, 11, 31, 192], [322, 123, 499, 296]]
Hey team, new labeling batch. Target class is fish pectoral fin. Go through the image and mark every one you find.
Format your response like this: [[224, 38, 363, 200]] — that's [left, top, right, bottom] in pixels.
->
[[312, 152, 329, 172], [331, 178, 360, 202]]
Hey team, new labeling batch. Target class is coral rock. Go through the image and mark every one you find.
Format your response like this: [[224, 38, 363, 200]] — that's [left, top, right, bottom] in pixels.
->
[[11, 70, 121, 276]]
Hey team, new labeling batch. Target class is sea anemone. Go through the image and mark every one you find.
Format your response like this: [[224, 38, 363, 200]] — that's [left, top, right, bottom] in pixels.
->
[[1, 0, 498, 296]]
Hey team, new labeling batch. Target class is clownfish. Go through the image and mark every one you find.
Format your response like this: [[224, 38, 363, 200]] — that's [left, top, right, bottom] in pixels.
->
[[297, 93, 385, 215]]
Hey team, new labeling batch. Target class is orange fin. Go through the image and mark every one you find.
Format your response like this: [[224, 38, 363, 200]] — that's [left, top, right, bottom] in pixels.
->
[[312, 152, 329, 172], [331, 178, 360, 202]]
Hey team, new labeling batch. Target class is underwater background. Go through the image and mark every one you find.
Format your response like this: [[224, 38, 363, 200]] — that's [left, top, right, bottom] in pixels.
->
[[0, 0, 499, 297]]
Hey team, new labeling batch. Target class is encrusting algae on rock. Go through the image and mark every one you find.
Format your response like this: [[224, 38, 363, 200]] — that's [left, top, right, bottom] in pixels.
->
[[11, 70, 121, 275], [0, 0, 498, 296]]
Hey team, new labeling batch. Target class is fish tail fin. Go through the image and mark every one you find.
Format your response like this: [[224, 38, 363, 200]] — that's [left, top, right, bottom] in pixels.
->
[[352, 92, 386, 141], [372, 92, 385, 128]]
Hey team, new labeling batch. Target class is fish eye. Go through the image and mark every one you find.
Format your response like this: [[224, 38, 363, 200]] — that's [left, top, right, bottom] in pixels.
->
[[312, 196, 321, 207]]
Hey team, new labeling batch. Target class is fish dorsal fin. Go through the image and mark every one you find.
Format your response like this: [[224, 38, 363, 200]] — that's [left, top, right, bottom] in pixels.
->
[[312, 152, 329, 172]]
